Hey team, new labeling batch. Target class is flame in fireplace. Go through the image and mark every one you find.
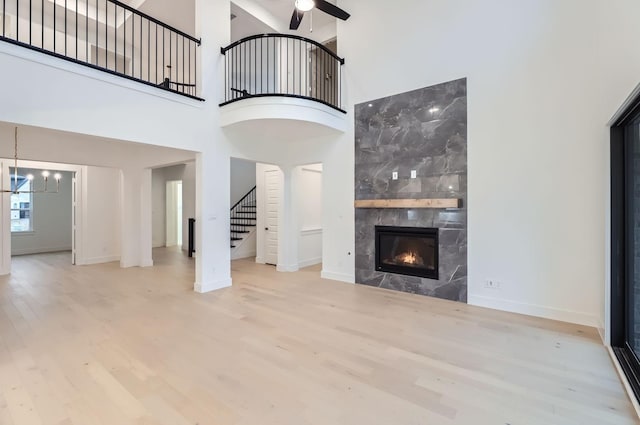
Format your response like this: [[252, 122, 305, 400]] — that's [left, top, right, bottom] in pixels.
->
[[394, 250, 424, 266]]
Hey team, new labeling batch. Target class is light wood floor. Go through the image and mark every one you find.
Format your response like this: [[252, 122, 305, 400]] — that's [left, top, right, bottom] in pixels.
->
[[0, 248, 636, 425]]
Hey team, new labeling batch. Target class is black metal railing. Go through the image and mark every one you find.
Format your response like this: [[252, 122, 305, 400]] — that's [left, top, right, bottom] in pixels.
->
[[220, 34, 345, 112], [188, 217, 195, 257], [230, 186, 256, 249], [0, 0, 202, 99]]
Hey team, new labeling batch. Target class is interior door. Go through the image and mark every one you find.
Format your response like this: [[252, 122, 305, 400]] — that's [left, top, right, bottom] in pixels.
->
[[264, 170, 280, 265], [71, 173, 76, 265]]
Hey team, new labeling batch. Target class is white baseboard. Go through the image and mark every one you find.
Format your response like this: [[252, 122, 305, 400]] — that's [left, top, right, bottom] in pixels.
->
[[597, 317, 606, 345], [140, 259, 154, 267], [277, 264, 299, 272], [255, 256, 265, 264], [232, 250, 257, 260], [12, 246, 72, 256], [194, 277, 232, 293], [78, 255, 120, 265], [606, 346, 640, 420], [321, 270, 355, 284], [468, 294, 598, 327], [298, 257, 322, 269]]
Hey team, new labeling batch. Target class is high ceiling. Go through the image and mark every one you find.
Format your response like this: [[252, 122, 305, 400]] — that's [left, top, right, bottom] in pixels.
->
[[259, 0, 337, 31], [126, 0, 338, 43]]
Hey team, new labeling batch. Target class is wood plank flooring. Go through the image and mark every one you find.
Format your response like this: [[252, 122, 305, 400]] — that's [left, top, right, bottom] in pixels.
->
[[0, 248, 636, 424]]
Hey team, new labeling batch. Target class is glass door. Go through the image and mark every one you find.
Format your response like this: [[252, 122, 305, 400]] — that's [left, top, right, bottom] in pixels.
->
[[611, 100, 640, 400]]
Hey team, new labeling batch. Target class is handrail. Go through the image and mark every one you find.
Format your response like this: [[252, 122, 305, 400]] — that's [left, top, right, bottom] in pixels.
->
[[231, 186, 257, 212], [221, 33, 344, 65], [220, 33, 345, 112], [0, 0, 202, 99]]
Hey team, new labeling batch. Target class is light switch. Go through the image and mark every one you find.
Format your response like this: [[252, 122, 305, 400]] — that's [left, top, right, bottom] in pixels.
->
[[392, 171, 398, 180], [410, 170, 417, 179]]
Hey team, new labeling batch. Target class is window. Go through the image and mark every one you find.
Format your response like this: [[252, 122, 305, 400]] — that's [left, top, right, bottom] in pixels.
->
[[10, 177, 32, 232]]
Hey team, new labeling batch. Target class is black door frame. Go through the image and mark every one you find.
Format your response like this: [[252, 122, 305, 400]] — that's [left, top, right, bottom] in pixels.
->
[[611, 94, 640, 400]]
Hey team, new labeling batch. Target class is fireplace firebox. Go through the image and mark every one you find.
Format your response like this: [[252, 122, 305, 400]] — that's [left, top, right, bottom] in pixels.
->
[[375, 226, 439, 279]]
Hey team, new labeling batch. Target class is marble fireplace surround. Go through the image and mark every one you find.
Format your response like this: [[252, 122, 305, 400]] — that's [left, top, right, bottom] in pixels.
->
[[354, 78, 468, 303]]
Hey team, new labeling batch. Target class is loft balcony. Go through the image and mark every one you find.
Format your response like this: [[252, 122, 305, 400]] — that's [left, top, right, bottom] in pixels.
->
[[219, 34, 347, 135], [0, 0, 201, 99]]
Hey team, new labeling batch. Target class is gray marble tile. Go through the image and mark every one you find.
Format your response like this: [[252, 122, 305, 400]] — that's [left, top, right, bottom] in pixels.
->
[[355, 78, 467, 303]]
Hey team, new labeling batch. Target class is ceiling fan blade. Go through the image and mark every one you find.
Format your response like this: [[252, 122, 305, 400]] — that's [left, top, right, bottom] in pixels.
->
[[289, 9, 305, 30], [315, 0, 350, 21]]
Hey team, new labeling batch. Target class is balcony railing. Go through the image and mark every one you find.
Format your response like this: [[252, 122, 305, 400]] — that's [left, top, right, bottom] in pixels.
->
[[220, 34, 345, 113], [0, 0, 202, 99]]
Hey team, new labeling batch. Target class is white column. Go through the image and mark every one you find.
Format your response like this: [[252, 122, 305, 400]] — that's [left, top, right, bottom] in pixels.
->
[[120, 167, 153, 268], [194, 149, 232, 293], [0, 161, 11, 275], [277, 166, 299, 272]]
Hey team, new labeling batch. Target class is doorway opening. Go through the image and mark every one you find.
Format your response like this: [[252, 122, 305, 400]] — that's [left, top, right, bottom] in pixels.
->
[[9, 165, 76, 265]]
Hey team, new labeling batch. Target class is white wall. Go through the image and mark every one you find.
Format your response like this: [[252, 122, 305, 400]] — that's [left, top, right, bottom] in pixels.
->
[[230, 157, 256, 206], [295, 163, 322, 268], [312, 0, 640, 327], [0, 0, 233, 293], [79, 166, 121, 265], [151, 163, 196, 249], [11, 169, 73, 256], [6, 0, 640, 329]]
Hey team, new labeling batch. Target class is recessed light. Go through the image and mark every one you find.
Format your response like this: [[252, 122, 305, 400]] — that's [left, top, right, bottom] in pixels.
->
[[368, 103, 373, 108]]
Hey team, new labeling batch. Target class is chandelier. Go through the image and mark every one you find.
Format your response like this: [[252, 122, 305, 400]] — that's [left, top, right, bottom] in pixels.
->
[[1, 127, 61, 194]]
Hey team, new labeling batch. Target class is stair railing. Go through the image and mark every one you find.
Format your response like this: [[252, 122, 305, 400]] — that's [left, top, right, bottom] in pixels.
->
[[230, 186, 256, 248]]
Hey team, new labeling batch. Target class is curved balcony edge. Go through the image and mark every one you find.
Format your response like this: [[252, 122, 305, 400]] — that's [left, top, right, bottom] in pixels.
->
[[221, 33, 345, 112], [219, 96, 348, 133]]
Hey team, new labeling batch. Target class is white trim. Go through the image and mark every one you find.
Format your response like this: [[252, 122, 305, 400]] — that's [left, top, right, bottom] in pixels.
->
[[298, 257, 322, 268], [277, 264, 299, 272], [219, 96, 347, 132], [194, 277, 232, 293], [608, 81, 640, 126], [598, 317, 606, 344], [77, 255, 120, 265], [0, 42, 203, 107], [140, 259, 154, 267], [11, 231, 36, 236], [300, 227, 322, 236], [321, 270, 355, 284], [468, 294, 599, 327], [606, 346, 640, 420], [12, 246, 72, 256]]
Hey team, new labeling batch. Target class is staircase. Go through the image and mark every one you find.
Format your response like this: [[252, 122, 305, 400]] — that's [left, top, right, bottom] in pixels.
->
[[230, 186, 257, 249]]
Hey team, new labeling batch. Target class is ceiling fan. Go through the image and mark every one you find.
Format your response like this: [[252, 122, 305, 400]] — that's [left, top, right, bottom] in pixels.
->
[[289, 0, 350, 30]]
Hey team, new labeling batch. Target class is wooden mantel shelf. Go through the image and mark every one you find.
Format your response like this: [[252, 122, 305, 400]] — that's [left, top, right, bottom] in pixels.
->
[[354, 198, 461, 209]]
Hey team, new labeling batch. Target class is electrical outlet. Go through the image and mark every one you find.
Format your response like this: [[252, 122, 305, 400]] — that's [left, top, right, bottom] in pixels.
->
[[410, 170, 417, 179], [485, 279, 501, 289], [392, 171, 398, 180]]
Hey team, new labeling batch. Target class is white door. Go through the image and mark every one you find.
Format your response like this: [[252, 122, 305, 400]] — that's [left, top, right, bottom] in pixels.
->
[[71, 173, 76, 265], [165, 181, 182, 246], [264, 170, 280, 265]]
